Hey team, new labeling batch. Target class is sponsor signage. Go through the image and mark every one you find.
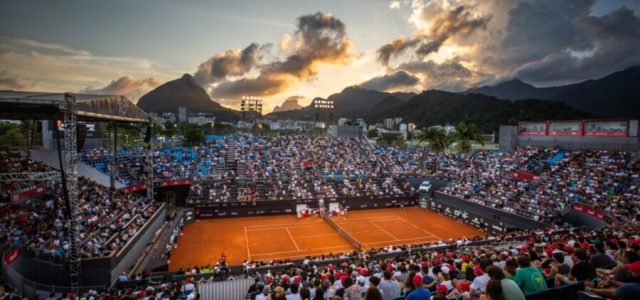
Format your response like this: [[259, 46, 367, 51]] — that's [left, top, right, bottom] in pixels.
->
[[572, 203, 613, 224], [425, 198, 506, 234], [194, 195, 417, 219], [3, 248, 20, 266]]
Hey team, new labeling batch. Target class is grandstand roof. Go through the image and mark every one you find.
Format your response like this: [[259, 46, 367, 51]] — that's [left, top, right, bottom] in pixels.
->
[[0, 91, 150, 123]]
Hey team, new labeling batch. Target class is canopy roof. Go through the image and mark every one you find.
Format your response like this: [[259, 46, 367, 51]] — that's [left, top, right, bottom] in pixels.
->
[[0, 91, 150, 123]]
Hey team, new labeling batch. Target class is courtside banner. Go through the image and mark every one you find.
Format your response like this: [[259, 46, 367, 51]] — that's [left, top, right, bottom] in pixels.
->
[[194, 195, 417, 218], [425, 197, 506, 234]]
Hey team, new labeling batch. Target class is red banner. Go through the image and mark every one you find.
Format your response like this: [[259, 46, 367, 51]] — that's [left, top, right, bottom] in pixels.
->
[[584, 131, 627, 137], [159, 179, 192, 187], [121, 184, 148, 193], [512, 171, 540, 181], [11, 185, 47, 205], [572, 203, 608, 223], [3, 248, 20, 266]]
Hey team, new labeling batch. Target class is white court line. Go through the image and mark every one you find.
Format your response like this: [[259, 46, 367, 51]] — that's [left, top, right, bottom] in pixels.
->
[[364, 236, 441, 246], [297, 233, 341, 238], [394, 215, 443, 240], [250, 245, 352, 257], [285, 227, 301, 251], [245, 223, 327, 230], [370, 221, 400, 241], [249, 247, 356, 261], [244, 226, 251, 260], [335, 216, 399, 225]]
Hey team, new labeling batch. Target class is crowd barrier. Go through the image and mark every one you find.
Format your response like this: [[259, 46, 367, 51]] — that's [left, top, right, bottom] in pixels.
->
[[433, 192, 545, 229], [193, 195, 418, 218], [420, 197, 508, 234]]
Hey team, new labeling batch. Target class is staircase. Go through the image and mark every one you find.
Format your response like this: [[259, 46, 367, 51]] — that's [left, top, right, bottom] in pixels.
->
[[224, 139, 239, 200]]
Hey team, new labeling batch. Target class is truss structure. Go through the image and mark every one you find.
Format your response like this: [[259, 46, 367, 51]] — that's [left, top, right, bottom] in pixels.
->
[[0, 171, 60, 182], [62, 94, 81, 289]]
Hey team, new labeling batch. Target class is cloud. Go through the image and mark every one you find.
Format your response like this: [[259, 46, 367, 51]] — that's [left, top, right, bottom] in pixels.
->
[[512, 6, 640, 85], [0, 74, 34, 90], [389, 1, 401, 10], [376, 37, 421, 65], [359, 70, 420, 91], [82, 75, 162, 101], [0, 37, 165, 93], [377, 4, 491, 65], [376, 0, 640, 91], [210, 11, 355, 101], [193, 43, 264, 86]]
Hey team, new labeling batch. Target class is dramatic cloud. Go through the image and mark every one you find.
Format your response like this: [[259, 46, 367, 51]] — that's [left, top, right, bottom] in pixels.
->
[[376, 4, 491, 65], [374, 0, 640, 92], [82, 75, 162, 101], [193, 43, 264, 86], [359, 70, 420, 91], [376, 37, 420, 66], [210, 12, 355, 100], [512, 6, 640, 85]]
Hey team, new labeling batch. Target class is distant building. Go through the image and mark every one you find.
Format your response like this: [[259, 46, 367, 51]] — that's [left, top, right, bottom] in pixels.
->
[[178, 107, 187, 123], [384, 118, 395, 130]]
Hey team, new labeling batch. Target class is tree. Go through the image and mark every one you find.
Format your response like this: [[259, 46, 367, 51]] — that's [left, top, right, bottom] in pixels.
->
[[366, 128, 379, 139], [377, 132, 405, 146], [453, 122, 484, 153], [417, 127, 453, 152], [183, 126, 204, 146], [0, 127, 25, 150]]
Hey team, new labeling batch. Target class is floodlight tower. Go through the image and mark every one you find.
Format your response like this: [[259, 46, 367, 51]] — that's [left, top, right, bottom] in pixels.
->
[[313, 98, 334, 136], [240, 96, 263, 134]]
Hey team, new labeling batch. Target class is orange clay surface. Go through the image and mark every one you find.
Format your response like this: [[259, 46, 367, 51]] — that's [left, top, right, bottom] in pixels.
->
[[168, 207, 485, 270]]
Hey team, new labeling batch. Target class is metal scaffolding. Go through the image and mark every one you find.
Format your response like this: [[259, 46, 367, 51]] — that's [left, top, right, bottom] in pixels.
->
[[62, 94, 82, 289], [0, 171, 60, 182], [147, 120, 154, 200]]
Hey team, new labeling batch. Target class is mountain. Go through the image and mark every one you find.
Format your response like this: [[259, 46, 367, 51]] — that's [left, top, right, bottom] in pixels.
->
[[273, 97, 303, 112], [266, 86, 415, 120], [137, 74, 239, 121], [371, 90, 589, 133], [467, 65, 640, 118]]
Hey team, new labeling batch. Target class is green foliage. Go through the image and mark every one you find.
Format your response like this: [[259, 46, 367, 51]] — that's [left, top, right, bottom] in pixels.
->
[[366, 128, 379, 139], [453, 122, 484, 153], [0, 127, 25, 149], [183, 125, 204, 146], [416, 127, 452, 152], [377, 132, 405, 146], [372, 90, 589, 133]]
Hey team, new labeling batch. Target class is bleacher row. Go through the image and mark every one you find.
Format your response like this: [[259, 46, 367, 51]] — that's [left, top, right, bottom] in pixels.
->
[[1, 151, 159, 261]]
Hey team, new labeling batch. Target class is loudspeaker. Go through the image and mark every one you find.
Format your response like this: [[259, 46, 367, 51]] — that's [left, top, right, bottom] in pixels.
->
[[76, 123, 87, 151], [144, 125, 152, 143]]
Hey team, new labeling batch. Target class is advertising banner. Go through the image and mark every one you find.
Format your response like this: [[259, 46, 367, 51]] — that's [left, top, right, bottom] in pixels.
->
[[425, 198, 506, 234], [518, 122, 547, 136]]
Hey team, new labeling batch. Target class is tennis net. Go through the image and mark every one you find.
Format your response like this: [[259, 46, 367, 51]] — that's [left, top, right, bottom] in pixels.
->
[[324, 215, 361, 250]]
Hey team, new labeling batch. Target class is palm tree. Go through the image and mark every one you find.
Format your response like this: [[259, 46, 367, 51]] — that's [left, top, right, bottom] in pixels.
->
[[453, 122, 484, 153], [417, 127, 452, 152]]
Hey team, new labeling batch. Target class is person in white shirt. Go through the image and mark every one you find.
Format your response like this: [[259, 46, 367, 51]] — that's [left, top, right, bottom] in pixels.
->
[[286, 283, 301, 300], [470, 260, 492, 294]]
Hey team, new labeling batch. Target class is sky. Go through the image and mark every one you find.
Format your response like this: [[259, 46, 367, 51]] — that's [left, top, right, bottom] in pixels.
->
[[1, 0, 639, 113]]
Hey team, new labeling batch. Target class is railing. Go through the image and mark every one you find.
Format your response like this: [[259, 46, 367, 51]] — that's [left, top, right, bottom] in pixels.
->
[[198, 277, 254, 300], [1, 253, 104, 299]]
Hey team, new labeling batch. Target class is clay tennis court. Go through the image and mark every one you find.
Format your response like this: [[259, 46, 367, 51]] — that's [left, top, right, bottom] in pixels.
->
[[168, 207, 485, 270]]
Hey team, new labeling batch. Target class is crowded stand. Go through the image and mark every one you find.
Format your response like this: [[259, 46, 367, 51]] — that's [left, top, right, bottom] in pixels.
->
[[24, 224, 638, 300], [0, 152, 159, 261], [77, 138, 640, 225], [440, 148, 640, 224]]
